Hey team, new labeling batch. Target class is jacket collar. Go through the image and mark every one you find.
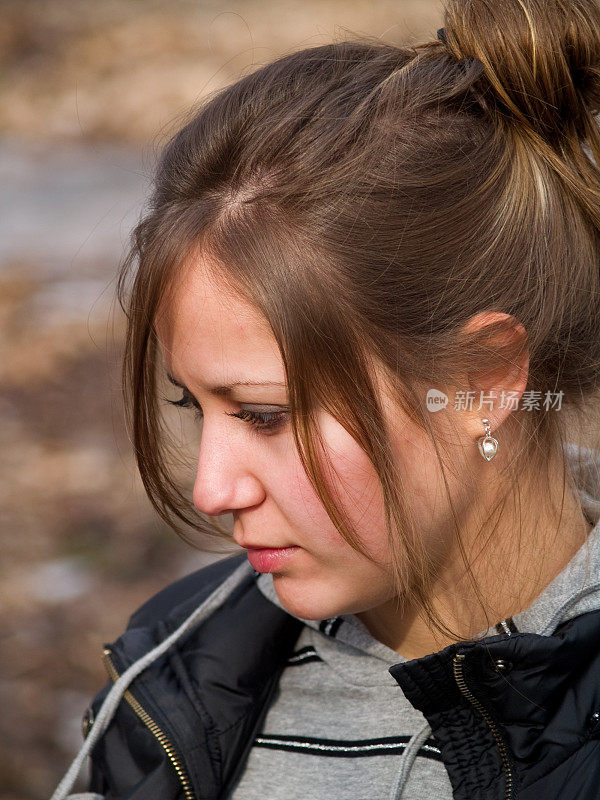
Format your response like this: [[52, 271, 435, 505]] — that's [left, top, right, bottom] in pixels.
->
[[389, 607, 600, 797]]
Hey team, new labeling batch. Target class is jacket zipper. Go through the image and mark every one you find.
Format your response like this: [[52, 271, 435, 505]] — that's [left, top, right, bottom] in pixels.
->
[[102, 646, 195, 800], [452, 653, 514, 800]]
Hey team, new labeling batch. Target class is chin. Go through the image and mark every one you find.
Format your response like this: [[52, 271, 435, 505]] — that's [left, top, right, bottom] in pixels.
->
[[271, 573, 354, 620]]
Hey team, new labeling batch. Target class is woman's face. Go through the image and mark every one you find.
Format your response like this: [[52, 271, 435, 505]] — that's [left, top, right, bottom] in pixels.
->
[[154, 256, 467, 622]]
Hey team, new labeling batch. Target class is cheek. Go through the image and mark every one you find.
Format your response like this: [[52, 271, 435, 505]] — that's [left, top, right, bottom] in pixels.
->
[[280, 412, 391, 558]]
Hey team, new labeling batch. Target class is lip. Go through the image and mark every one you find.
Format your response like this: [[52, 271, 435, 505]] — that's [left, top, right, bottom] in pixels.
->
[[245, 546, 300, 573]]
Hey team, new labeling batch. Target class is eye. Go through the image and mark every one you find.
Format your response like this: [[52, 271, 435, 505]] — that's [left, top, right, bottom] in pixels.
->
[[226, 408, 289, 434], [161, 391, 289, 434], [162, 390, 203, 421]]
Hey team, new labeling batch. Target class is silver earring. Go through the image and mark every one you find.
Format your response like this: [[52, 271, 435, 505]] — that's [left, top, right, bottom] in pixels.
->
[[478, 418, 498, 461]]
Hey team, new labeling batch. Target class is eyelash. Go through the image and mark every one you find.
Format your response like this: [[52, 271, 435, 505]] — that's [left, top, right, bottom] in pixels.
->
[[161, 392, 289, 434]]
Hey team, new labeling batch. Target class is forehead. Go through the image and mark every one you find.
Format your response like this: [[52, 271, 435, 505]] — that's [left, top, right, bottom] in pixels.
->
[[156, 255, 251, 329], [154, 256, 282, 377]]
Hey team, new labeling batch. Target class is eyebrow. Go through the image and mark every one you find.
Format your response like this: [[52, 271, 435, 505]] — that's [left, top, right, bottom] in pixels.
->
[[166, 371, 287, 397]]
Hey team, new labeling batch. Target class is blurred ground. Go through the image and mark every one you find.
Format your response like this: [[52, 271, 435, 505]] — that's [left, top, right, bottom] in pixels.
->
[[0, 0, 442, 144], [0, 1, 447, 797]]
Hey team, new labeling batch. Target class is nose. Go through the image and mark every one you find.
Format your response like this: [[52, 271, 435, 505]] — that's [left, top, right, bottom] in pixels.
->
[[192, 421, 264, 517]]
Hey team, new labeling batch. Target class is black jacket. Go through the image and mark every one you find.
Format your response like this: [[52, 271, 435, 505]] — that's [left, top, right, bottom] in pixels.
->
[[79, 552, 600, 800]]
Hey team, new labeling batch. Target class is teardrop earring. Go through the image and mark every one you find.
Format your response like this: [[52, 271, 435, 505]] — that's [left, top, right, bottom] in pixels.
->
[[477, 418, 498, 461]]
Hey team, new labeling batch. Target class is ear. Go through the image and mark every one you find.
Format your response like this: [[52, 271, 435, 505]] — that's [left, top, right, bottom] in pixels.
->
[[459, 311, 529, 439]]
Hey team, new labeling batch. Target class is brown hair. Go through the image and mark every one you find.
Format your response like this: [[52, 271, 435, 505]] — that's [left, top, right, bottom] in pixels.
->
[[116, 0, 600, 641]]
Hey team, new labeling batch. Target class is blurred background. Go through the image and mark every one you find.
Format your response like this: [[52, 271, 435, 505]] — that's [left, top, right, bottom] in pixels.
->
[[0, 1, 445, 797]]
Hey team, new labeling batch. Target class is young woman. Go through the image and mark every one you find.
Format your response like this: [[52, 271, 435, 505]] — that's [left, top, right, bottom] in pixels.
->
[[51, 1, 600, 798]]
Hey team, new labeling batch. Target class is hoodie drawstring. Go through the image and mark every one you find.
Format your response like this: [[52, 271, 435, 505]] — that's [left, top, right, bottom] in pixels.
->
[[49, 558, 253, 800], [60, 795, 103, 800], [388, 721, 433, 800]]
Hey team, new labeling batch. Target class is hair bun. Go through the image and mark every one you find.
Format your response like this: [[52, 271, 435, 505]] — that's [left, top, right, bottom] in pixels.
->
[[443, 0, 600, 143]]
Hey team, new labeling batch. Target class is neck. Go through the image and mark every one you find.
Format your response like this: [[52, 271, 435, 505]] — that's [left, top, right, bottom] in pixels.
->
[[356, 447, 594, 661]]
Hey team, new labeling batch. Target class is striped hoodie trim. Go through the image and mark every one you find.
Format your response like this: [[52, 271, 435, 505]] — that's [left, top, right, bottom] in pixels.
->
[[318, 617, 343, 637], [494, 616, 520, 636], [285, 645, 323, 666], [254, 733, 443, 762]]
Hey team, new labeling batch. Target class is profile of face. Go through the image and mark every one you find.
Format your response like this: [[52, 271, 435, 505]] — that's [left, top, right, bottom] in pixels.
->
[[154, 254, 478, 624]]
